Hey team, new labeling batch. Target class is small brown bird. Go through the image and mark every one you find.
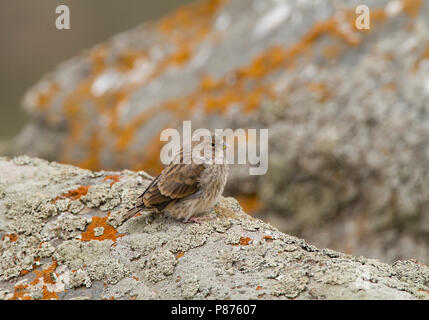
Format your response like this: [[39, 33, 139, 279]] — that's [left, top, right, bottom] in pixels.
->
[[127, 133, 229, 223]]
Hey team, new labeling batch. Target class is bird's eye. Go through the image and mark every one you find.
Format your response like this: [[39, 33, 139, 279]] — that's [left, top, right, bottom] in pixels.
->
[[211, 143, 215, 147]]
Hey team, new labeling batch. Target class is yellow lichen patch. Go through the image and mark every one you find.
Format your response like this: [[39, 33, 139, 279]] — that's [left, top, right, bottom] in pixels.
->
[[60, 79, 96, 166], [168, 45, 192, 66], [128, 121, 178, 174], [200, 74, 223, 91], [402, 0, 423, 17], [80, 213, 125, 242], [322, 44, 342, 60], [115, 107, 159, 152], [50, 1, 416, 174], [139, 135, 167, 175], [383, 82, 398, 91], [235, 194, 261, 215], [116, 50, 148, 72], [90, 44, 110, 75], [306, 82, 332, 103], [237, 46, 289, 79], [76, 131, 103, 171], [180, 8, 389, 117], [35, 82, 60, 111], [243, 86, 272, 113], [203, 88, 242, 113], [412, 43, 429, 72], [157, 0, 226, 34]]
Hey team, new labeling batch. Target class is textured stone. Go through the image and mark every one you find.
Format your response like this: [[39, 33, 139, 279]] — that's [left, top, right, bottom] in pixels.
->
[[0, 157, 427, 300]]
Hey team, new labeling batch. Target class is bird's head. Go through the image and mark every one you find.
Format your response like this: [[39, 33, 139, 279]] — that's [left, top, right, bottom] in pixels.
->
[[191, 132, 228, 164]]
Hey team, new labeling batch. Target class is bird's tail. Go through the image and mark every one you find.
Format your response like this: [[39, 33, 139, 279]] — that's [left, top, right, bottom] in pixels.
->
[[124, 206, 144, 221]]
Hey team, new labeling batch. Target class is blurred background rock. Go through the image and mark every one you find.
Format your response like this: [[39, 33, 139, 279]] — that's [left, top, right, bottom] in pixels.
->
[[1, 0, 429, 264], [0, 0, 193, 139]]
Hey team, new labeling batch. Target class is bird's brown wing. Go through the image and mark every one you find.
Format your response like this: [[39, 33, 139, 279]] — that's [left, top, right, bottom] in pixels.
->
[[157, 162, 205, 199], [133, 162, 205, 213]]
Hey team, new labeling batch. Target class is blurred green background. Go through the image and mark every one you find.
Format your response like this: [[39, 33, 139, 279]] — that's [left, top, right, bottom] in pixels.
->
[[0, 0, 193, 139]]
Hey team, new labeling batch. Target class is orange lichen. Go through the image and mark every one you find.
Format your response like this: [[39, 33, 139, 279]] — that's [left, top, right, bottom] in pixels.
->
[[412, 43, 429, 72], [35, 82, 60, 110], [402, 0, 423, 17], [139, 133, 168, 174], [116, 50, 148, 72], [76, 132, 103, 171], [66, 185, 90, 200], [2, 233, 18, 242], [103, 175, 121, 187], [19, 257, 41, 276], [33, 259, 58, 285], [157, 0, 226, 34], [236, 194, 262, 215], [322, 44, 342, 60], [256, 286, 263, 290], [383, 82, 398, 91], [234, 237, 252, 246], [307, 82, 332, 103], [90, 44, 109, 75], [175, 252, 185, 259], [200, 75, 223, 91], [80, 213, 125, 242], [10, 259, 60, 300], [263, 235, 273, 241], [41, 0, 417, 176], [20, 270, 30, 276], [9, 284, 31, 300], [54, 185, 90, 202], [52, 0, 228, 172], [115, 108, 158, 152], [41, 286, 59, 300], [168, 45, 192, 65], [240, 237, 252, 245]]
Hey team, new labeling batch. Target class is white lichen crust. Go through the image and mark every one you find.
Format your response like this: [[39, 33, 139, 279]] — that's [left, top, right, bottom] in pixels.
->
[[0, 157, 427, 300]]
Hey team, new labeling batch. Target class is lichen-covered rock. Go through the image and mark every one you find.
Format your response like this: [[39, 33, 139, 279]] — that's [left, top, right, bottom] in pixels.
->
[[0, 157, 427, 300]]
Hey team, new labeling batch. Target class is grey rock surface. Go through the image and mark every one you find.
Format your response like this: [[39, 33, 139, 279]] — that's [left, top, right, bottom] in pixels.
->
[[8, 0, 429, 264], [0, 156, 427, 300]]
